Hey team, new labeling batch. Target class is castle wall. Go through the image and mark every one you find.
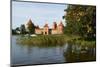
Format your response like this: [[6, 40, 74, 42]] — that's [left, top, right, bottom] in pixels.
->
[[51, 29, 58, 34], [35, 22, 64, 35], [43, 27, 49, 35], [35, 29, 43, 34]]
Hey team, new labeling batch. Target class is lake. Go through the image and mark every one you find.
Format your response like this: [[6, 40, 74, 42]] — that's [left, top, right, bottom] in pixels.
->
[[11, 36, 96, 66]]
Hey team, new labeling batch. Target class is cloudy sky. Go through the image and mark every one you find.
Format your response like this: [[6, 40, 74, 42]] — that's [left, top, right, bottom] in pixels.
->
[[12, 1, 67, 29]]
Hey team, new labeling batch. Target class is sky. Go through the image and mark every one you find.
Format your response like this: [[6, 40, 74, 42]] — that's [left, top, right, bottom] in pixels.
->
[[12, 1, 67, 29]]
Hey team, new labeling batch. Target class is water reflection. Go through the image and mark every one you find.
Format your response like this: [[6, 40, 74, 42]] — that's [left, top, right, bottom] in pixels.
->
[[17, 41, 96, 63], [63, 44, 96, 63], [11, 36, 96, 66]]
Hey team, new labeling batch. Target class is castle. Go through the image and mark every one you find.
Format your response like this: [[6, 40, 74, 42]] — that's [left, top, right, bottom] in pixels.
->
[[26, 19, 64, 35]]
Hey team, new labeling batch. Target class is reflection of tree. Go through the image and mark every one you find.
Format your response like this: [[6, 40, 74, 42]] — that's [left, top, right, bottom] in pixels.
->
[[18, 44, 64, 49], [63, 44, 96, 63]]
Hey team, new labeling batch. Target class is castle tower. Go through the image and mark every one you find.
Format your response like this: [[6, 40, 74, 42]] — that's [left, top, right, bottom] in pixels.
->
[[52, 22, 57, 30], [51, 22, 58, 34], [58, 21, 64, 34], [43, 23, 49, 35]]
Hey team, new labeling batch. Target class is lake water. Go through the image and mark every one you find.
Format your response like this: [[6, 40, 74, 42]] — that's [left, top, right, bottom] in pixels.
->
[[11, 36, 96, 66]]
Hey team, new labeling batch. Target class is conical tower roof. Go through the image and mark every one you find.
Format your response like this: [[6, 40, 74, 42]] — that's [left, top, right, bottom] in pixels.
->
[[44, 23, 48, 27], [59, 21, 64, 26], [27, 19, 34, 25]]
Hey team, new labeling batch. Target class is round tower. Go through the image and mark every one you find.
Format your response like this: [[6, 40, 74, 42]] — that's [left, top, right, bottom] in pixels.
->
[[58, 21, 64, 34], [43, 23, 49, 35], [52, 22, 57, 30]]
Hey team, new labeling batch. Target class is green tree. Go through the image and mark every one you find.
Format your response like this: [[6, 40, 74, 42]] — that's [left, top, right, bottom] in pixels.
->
[[63, 5, 96, 39], [27, 19, 35, 34], [20, 24, 26, 34], [12, 29, 16, 35], [15, 27, 20, 31]]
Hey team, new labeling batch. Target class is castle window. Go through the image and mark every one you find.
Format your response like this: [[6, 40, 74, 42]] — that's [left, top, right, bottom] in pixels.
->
[[45, 32, 47, 34]]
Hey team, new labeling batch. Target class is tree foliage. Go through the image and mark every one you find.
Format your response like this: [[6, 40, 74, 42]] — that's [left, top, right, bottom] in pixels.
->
[[15, 27, 20, 31], [12, 27, 20, 35], [27, 19, 35, 34], [63, 5, 96, 39], [20, 24, 26, 34]]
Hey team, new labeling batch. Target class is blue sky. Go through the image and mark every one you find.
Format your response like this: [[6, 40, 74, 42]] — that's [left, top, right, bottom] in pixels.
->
[[12, 1, 67, 29]]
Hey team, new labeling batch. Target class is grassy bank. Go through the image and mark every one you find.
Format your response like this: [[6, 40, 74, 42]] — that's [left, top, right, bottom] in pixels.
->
[[16, 34, 96, 47], [17, 35, 67, 46]]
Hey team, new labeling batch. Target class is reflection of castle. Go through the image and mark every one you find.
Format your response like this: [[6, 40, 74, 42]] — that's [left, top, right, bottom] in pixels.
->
[[26, 19, 64, 35]]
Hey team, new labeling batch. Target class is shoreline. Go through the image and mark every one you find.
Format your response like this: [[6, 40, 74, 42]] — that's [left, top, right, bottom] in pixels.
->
[[15, 34, 96, 48]]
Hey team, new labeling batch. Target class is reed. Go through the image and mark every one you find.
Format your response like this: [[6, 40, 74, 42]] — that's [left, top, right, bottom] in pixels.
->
[[16, 34, 96, 48], [17, 35, 66, 46]]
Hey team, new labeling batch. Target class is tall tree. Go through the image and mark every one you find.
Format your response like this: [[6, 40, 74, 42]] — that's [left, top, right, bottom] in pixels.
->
[[20, 24, 26, 34], [63, 5, 96, 39], [26, 19, 35, 34]]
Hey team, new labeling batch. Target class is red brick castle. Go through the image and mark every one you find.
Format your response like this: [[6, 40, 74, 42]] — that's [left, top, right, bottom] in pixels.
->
[[26, 19, 64, 35]]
